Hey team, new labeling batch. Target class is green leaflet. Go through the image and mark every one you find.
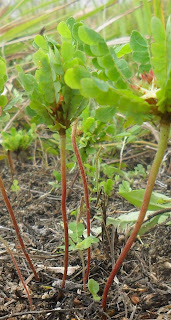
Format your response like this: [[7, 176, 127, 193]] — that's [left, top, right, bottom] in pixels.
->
[[130, 30, 151, 73], [80, 78, 103, 98], [166, 16, 171, 76], [0, 95, 8, 107], [116, 43, 132, 58], [78, 25, 103, 45], [119, 189, 171, 211], [62, 42, 74, 62], [34, 35, 49, 52], [151, 17, 167, 87], [64, 65, 90, 89], [88, 279, 100, 302], [95, 106, 116, 122], [97, 52, 129, 89], [152, 15, 171, 112], [57, 21, 72, 39], [0, 58, 7, 93]]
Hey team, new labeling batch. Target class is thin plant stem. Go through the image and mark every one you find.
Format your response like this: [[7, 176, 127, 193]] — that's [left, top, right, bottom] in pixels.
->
[[59, 132, 69, 289], [0, 174, 39, 281], [0, 235, 33, 310], [72, 119, 91, 284], [7, 150, 15, 177], [102, 121, 170, 319]]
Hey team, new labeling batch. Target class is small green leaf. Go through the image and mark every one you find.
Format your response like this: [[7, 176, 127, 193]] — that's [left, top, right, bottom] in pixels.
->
[[34, 35, 48, 52], [82, 117, 95, 132], [80, 78, 102, 98], [57, 21, 71, 38], [74, 50, 86, 64], [116, 59, 132, 78], [78, 26, 103, 45], [76, 236, 98, 250], [151, 17, 167, 87], [11, 179, 20, 192], [130, 31, 151, 72], [0, 59, 6, 76], [72, 22, 83, 41], [119, 181, 131, 193], [151, 16, 165, 42], [66, 17, 76, 30], [64, 66, 90, 89], [166, 15, 171, 74], [116, 43, 132, 58], [88, 279, 101, 302], [62, 41, 74, 62], [0, 95, 8, 107], [90, 40, 109, 56], [96, 106, 116, 122], [103, 179, 114, 196]]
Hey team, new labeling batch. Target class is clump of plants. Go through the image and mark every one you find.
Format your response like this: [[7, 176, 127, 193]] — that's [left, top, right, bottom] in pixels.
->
[[1, 125, 36, 174], [64, 14, 171, 318]]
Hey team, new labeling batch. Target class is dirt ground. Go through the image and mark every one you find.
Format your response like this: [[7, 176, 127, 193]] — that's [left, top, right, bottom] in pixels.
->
[[0, 145, 170, 320]]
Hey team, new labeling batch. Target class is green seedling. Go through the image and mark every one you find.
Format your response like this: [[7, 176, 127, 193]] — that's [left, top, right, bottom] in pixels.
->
[[49, 170, 61, 190], [88, 278, 101, 302], [11, 179, 20, 193], [64, 15, 171, 318], [2, 125, 36, 174], [0, 57, 39, 282], [17, 19, 91, 288], [68, 218, 98, 290]]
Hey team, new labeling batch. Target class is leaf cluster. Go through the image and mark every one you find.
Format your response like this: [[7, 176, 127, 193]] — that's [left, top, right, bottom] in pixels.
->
[[68, 221, 98, 251], [17, 20, 89, 133], [64, 16, 171, 124], [1, 126, 36, 152]]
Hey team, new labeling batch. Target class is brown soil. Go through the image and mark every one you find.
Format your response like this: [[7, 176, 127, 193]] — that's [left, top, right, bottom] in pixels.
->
[[0, 148, 170, 320]]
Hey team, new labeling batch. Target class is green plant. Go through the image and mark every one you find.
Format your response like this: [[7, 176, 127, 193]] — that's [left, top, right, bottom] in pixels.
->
[[68, 216, 98, 290], [2, 126, 36, 152], [64, 14, 171, 318], [88, 278, 100, 302], [2, 125, 36, 174], [17, 20, 91, 288], [11, 179, 20, 193]]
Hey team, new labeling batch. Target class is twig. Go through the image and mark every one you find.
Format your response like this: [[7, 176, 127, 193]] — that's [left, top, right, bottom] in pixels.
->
[[0, 307, 86, 320], [143, 207, 171, 223]]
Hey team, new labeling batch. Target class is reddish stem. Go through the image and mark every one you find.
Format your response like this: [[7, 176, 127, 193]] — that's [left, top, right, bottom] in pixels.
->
[[59, 132, 69, 289], [72, 120, 91, 283], [0, 235, 33, 310], [7, 150, 15, 177], [102, 121, 170, 319], [0, 174, 39, 281]]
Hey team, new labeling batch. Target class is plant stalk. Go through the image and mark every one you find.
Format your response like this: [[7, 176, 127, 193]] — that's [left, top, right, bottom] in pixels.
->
[[102, 121, 170, 319], [7, 150, 15, 177], [72, 120, 91, 283], [0, 174, 39, 281], [59, 132, 69, 289], [0, 235, 33, 310]]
